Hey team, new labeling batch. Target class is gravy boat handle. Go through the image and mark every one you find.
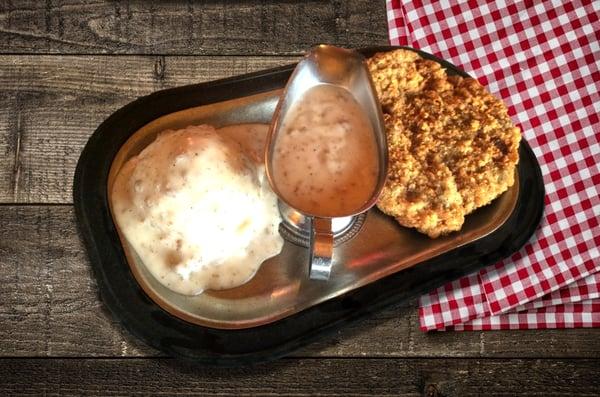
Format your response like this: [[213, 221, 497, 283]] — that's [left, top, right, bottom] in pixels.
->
[[309, 217, 334, 280]]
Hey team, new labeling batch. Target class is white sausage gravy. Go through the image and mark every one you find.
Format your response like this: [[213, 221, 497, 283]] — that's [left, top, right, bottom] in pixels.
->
[[111, 124, 283, 296]]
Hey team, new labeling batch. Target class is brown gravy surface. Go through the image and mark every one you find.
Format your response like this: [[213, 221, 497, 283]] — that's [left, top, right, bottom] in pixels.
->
[[271, 84, 379, 217]]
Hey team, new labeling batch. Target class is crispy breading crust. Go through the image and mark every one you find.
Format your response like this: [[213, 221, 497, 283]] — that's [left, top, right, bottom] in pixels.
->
[[377, 114, 465, 238], [368, 49, 521, 238]]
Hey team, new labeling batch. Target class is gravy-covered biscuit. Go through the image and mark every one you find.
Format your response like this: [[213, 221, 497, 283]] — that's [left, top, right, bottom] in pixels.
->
[[111, 125, 283, 295]]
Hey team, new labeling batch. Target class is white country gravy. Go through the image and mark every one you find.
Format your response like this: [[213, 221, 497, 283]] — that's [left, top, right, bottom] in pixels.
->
[[111, 124, 283, 296], [271, 84, 379, 217]]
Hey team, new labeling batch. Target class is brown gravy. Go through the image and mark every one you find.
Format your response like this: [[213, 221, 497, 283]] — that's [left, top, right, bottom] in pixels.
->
[[271, 84, 379, 217]]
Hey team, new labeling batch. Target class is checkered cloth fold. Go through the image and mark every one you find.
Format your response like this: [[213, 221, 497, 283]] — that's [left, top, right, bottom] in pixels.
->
[[385, 0, 600, 330]]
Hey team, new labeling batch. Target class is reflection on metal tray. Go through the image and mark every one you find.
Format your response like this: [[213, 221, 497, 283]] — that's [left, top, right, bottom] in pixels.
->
[[107, 89, 518, 330]]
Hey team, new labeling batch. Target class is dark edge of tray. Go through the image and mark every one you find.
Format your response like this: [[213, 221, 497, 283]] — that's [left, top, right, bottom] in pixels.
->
[[73, 46, 545, 366]]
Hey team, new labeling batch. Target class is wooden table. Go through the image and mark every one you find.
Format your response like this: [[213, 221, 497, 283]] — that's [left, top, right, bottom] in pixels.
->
[[1, 1, 598, 395]]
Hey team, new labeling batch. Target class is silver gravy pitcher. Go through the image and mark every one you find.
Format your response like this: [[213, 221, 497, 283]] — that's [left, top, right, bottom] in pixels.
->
[[265, 45, 388, 281]]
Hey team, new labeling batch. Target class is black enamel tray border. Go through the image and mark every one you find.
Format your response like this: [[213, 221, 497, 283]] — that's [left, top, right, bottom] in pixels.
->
[[73, 46, 545, 365]]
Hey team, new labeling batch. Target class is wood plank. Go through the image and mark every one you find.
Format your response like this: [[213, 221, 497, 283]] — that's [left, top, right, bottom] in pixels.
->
[[0, 54, 299, 203], [0, 0, 388, 55], [1, 358, 599, 396], [1, 205, 599, 359]]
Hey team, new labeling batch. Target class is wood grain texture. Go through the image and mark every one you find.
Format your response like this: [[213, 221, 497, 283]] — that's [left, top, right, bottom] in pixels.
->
[[0, 55, 298, 204], [1, 205, 599, 359], [1, 2, 596, 394], [1, 358, 599, 396], [0, 0, 388, 55]]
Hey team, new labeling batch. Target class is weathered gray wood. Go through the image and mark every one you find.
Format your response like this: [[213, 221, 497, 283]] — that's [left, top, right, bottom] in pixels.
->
[[0, 0, 388, 55], [3, 2, 597, 394], [1, 358, 599, 396], [0, 205, 154, 357], [1, 205, 599, 359], [0, 55, 298, 203]]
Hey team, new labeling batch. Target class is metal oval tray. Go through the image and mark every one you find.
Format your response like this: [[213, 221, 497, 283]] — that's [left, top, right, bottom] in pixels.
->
[[74, 46, 545, 365]]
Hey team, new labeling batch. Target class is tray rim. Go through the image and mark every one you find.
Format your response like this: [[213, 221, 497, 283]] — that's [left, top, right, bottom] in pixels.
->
[[73, 46, 546, 365]]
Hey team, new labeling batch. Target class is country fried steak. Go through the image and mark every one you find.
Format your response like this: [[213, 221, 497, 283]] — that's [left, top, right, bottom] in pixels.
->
[[367, 49, 521, 238]]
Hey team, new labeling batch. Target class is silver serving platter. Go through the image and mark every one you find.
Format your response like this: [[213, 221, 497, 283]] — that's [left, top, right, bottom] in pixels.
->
[[107, 89, 519, 330]]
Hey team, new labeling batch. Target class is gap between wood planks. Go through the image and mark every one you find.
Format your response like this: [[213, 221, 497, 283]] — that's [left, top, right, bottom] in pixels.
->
[[0, 356, 597, 361]]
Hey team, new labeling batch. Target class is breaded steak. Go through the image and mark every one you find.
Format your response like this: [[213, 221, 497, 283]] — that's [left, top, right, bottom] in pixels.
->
[[367, 49, 521, 238], [377, 113, 465, 238]]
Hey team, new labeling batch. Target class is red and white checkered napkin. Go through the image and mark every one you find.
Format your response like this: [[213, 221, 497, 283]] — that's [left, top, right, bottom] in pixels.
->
[[386, 0, 600, 330]]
